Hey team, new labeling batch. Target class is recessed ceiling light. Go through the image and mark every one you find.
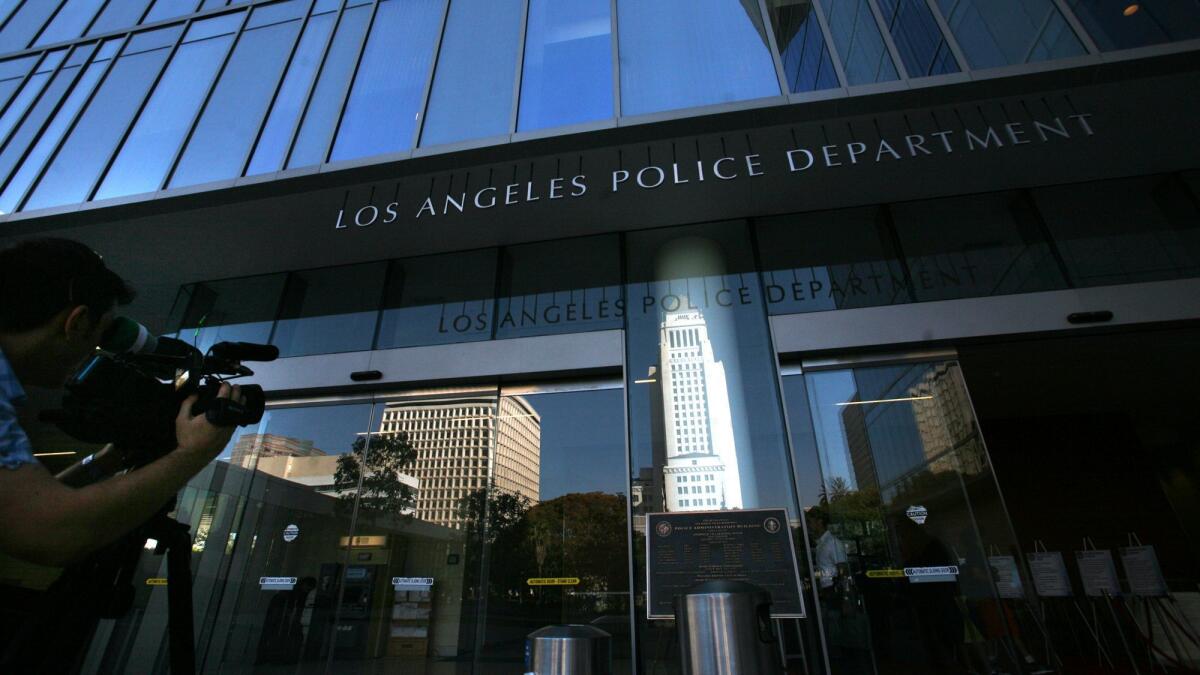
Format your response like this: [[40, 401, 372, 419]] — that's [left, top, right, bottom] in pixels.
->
[[1124, 4, 1140, 16]]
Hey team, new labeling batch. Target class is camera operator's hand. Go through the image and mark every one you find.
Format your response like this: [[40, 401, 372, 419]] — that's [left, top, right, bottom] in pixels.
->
[[174, 383, 244, 467]]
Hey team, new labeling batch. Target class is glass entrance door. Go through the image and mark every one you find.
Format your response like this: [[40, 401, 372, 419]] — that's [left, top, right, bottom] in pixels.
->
[[783, 358, 1039, 675]]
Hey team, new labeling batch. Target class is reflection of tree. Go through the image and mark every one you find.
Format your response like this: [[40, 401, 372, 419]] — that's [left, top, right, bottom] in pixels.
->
[[455, 489, 627, 606], [818, 483, 886, 559], [333, 433, 417, 517]]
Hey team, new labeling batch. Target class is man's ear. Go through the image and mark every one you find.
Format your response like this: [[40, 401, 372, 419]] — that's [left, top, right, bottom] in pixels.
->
[[62, 305, 93, 340]]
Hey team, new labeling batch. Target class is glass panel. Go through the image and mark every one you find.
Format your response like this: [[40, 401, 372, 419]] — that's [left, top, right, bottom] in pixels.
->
[[616, 0, 781, 116], [0, 44, 110, 215], [477, 387, 634, 673], [95, 21, 237, 200], [286, 3, 371, 168], [23, 31, 176, 211], [0, 53, 38, 81], [517, 0, 613, 132], [144, 0, 201, 23], [1032, 174, 1200, 286], [624, 220, 822, 674], [177, 273, 287, 355], [495, 234, 623, 340], [1066, 0, 1200, 51], [959, 328, 1200, 672], [0, 0, 21, 27], [0, 0, 60, 52], [245, 0, 306, 28], [206, 402, 377, 671], [935, 0, 1086, 69], [0, 50, 66, 145], [337, 391, 498, 670], [821, 0, 900, 85], [888, 191, 1068, 301], [419, 0, 523, 147], [246, 9, 336, 175], [170, 9, 304, 187], [0, 55, 86, 199], [765, 0, 841, 93], [800, 360, 1028, 674], [876, 0, 960, 76], [271, 262, 387, 357], [87, 0, 154, 35], [32, 0, 106, 46], [330, 0, 443, 161], [756, 205, 912, 314], [376, 248, 498, 349]]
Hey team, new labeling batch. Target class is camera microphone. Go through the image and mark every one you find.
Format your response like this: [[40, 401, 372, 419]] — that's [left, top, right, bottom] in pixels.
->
[[209, 341, 279, 363], [99, 317, 158, 355]]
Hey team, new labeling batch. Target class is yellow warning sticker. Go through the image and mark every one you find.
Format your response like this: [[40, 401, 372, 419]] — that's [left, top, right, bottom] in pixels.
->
[[866, 569, 905, 579], [145, 578, 168, 586], [526, 577, 580, 586]]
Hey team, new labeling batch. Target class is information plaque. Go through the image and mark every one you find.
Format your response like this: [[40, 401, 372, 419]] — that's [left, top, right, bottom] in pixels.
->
[[646, 508, 805, 619]]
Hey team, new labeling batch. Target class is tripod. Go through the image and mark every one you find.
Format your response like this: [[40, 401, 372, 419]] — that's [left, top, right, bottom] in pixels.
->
[[0, 499, 198, 674]]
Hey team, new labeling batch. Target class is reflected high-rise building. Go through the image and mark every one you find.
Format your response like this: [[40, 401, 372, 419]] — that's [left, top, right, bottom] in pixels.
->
[[910, 363, 987, 476], [841, 397, 877, 492], [229, 433, 326, 468], [378, 396, 542, 529], [658, 312, 742, 512], [230, 432, 418, 500]]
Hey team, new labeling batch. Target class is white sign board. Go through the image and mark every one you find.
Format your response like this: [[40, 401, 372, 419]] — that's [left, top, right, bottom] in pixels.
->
[[260, 576, 297, 591], [1076, 550, 1120, 597], [987, 555, 1025, 599], [1120, 546, 1168, 597], [1028, 552, 1072, 597]]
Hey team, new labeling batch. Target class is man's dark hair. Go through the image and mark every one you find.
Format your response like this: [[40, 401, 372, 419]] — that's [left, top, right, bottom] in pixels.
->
[[0, 238, 135, 333]]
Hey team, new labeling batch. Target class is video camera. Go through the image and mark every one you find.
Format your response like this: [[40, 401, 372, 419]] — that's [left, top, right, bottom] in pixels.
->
[[43, 317, 277, 470]]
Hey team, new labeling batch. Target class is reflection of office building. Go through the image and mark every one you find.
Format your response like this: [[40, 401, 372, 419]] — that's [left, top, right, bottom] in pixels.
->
[[379, 396, 541, 529], [659, 312, 742, 511], [229, 433, 326, 468], [842, 397, 877, 492], [910, 364, 987, 476]]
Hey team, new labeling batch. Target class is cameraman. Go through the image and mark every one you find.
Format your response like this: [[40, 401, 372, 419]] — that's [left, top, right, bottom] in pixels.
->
[[0, 238, 241, 567]]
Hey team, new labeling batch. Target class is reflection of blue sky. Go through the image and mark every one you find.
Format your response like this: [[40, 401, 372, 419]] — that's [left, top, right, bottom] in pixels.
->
[[221, 402, 373, 460], [805, 370, 857, 491], [521, 389, 626, 501]]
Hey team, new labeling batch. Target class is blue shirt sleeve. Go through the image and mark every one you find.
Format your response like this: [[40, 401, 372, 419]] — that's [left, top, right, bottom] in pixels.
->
[[0, 396, 35, 470]]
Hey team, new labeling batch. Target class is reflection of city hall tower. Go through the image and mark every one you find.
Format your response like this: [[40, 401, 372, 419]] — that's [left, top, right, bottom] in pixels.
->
[[659, 312, 742, 512], [378, 396, 541, 529]]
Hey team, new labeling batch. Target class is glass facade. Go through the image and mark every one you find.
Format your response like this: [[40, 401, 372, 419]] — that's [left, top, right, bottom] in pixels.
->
[[0, 3, 1198, 674], [18, 175, 1195, 673], [1, 0, 1195, 214]]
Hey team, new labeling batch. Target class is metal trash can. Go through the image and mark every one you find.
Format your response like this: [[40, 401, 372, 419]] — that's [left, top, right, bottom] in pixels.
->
[[525, 624, 612, 675], [674, 580, 784, 675]]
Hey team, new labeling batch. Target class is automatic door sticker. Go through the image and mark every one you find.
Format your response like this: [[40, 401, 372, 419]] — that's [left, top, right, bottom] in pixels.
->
[[904, 566, 959, 583], [906, 505, 928, 525], [259, 576, 297, 590], [283, 524, 299, 542]]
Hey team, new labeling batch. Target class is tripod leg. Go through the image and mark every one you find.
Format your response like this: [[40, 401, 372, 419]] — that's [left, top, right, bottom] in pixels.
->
[[165, 524, 196, 675]]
